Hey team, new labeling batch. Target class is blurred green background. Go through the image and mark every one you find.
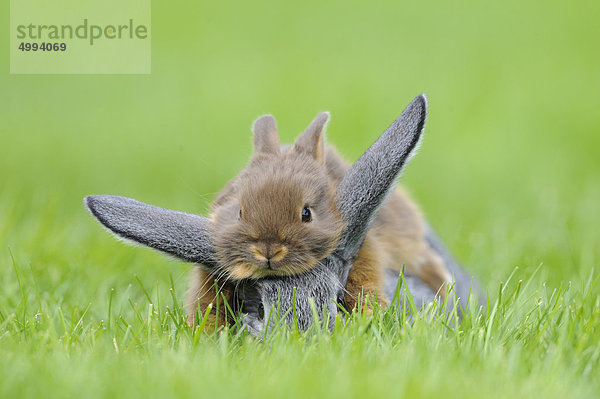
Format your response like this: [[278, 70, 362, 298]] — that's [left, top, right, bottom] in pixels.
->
[[1, 0, 599, 310]]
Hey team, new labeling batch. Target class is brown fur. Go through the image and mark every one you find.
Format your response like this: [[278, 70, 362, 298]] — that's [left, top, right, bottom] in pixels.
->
[[343, 234, 387, 311], [186, 114, 451, 327], [185, 268, 235, 329]]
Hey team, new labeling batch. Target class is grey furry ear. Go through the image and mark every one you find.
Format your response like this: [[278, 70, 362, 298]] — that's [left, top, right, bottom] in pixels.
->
[[294, 112, 329, 164], [84, 195, 218, 268], [253, 114, 280, 155], [335, 94, 427, 263]]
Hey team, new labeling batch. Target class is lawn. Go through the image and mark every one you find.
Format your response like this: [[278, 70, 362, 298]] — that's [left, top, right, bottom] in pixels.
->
[[1, 0, 599, 397]]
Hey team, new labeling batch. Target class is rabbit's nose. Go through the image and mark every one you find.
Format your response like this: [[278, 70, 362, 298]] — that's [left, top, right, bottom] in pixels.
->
[[250, 245, 288, 268], [265, 246, 288, 263]]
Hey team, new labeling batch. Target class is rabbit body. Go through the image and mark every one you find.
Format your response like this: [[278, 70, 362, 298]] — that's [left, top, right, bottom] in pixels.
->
[[185, 113, 451, 325]]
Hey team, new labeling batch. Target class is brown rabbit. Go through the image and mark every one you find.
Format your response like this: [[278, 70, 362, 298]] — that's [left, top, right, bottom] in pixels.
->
[[186, 113, 343, 326], [185, 112, 451, 326]]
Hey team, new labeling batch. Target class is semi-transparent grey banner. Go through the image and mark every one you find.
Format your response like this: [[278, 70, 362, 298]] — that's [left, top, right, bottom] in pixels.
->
[[10, 0, 151, 74]]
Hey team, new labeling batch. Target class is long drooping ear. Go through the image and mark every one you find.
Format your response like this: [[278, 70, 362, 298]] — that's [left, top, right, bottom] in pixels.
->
[[293, 112, 329, 164], [253, 114, 280, 155], [335, 94, 427, 265], [84, 195, 219, 269]]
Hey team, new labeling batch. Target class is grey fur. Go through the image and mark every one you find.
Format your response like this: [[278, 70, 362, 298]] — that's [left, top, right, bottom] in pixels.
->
[[384, 269, 437, 308], [424, 224, 484, 308], [334, 94, 426, 281], [84, 195, 218, 269], [84, 94, 480, 334]]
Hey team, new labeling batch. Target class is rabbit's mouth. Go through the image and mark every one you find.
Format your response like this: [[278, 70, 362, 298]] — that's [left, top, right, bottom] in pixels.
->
[[229, 261, 290, 279], [228, 257, 319, 280]]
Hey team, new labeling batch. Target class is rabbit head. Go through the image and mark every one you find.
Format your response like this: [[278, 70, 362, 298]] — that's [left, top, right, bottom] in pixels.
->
[[213, 112, 344, 279]]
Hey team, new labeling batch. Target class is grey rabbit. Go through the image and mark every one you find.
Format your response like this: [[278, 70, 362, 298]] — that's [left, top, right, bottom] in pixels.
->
[[85, 95, 480, 333]]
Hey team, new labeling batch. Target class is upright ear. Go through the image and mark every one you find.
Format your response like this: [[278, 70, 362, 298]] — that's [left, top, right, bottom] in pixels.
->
[[293, 112, 329, 164], [335, 94, 427, 263], [253, 114, 280, 155], [84, 195, 219, 269]]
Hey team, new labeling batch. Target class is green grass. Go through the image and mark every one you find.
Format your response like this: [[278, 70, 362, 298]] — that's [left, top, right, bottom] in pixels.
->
[[2, 262, 599, 398], [1, 0, 600, 397]]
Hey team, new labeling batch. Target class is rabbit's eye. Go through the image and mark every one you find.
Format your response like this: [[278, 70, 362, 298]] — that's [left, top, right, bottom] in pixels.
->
[[238, 209, 242, 220], [301, 207, 312, 223]]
